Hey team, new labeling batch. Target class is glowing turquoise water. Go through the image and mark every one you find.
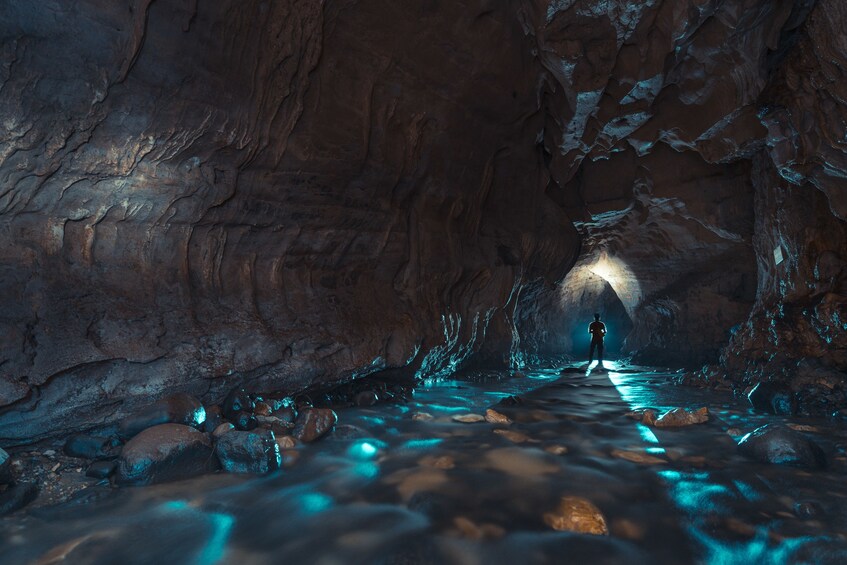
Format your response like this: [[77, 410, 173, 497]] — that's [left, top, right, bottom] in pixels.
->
[[3, 363, 847, 564]]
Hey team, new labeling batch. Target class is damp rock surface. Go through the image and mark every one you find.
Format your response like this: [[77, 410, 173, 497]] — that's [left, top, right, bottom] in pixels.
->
[[215, 429, 282, 474], [116, 424, 217, 486], [737, 424, 827, 470]]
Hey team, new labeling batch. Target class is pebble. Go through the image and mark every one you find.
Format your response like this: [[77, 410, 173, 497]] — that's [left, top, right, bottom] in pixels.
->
[[212, 422, 235, 438], [451, 414, 485, 423], [222, 388, 255, 421], [544, 445, 568, 455], [654, 407, 709, 428], [484, 409, 512, 424], [611, 449, 666, 465], [543, 496, 609, 535], [254, 402, 273, 416], [86, 460, 117, 480], [412, 412, 434, 422], [493, 429, 532, 443], [419, 455, 455, 469], [294, 408, 338, 442], [276, 436, 298, 449], [215, 429, 282, 474]]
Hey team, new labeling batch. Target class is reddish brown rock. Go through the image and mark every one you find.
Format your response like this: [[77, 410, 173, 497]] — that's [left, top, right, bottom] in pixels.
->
[[116, 424, 217, 485], [293, 408, 338, 443]]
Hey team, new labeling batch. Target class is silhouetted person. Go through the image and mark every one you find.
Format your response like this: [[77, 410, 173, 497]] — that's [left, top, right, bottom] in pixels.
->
[[588, 313, 606, 366]]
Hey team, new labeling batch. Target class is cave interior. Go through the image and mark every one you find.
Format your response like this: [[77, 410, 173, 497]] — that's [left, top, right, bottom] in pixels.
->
[[1, 0, 847, 563]]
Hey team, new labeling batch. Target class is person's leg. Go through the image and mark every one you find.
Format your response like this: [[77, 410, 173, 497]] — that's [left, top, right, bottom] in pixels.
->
[[598, 342, 604, 365], [588, 341, 595, 363]]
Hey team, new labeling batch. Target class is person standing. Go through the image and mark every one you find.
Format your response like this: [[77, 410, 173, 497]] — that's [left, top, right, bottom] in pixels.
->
[[588, 313, 606, 366]]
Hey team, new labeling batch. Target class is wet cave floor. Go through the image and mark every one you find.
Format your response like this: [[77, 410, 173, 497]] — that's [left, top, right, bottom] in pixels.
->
[[4, 361, 847, 564]]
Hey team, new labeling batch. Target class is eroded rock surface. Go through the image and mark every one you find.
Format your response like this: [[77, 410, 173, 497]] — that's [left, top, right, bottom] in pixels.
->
[[1, 0, 846, 441]]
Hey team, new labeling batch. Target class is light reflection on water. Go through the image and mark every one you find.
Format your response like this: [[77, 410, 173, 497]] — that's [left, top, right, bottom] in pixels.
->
[[3, 365, 847, 564]]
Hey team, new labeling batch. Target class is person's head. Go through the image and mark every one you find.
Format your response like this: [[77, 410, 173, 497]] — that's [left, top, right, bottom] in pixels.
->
[[594, 313, 601, 321]]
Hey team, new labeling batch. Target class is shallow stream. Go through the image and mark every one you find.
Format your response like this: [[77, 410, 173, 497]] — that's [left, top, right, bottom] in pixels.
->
[[3, 362, 847, 564]]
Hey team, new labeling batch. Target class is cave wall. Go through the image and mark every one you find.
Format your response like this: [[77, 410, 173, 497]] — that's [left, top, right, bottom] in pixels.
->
[[2, 0, 846, 440], [0, 0, 577, 442], [720, 0, 847, 413]]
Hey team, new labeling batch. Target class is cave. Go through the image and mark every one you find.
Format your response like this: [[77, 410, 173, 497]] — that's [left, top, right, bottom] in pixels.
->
[[2, 0, 847, 562]]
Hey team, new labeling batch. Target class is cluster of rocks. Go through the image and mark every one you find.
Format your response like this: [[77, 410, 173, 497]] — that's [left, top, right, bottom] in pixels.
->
[[0, 446, 38, 516], [107, 389, 340, 485], [0, 388, 343, 513]]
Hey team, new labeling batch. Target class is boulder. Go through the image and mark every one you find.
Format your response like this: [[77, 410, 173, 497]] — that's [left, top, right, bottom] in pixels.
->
[[293, 408, 338, 442], [215, 429, 282, 474], [118, 393, 206, 439], [0, 482, 38, 516], [254, 401, 273, 416], [0, 447, 11, 484], [274, 405, 297, 425], [737, 424, 826, 470], [63, 434, 119, 460], [116, 424, 217, 485], [748, 382, 796, 415], [222, 388, 255, 421]]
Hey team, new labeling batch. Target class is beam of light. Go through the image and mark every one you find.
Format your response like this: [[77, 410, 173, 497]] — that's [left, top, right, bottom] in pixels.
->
[[587, 252, 643, 319]]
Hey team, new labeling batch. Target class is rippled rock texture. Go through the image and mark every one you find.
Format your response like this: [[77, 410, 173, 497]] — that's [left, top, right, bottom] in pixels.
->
[[0, 1, 576, 442], [1, 0, 846, 440]]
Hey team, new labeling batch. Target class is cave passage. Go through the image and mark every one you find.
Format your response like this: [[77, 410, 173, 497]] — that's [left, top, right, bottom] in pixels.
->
[[3, 0, 847, 563]]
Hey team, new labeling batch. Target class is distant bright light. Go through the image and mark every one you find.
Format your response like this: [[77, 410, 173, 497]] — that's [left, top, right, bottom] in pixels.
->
[[586, 252, 642, 318]]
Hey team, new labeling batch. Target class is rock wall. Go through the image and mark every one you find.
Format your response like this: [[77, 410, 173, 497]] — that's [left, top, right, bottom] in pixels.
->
[[720, 0, 847, 414], [0, 0, 576, 443], [2, 0, 845, 441]]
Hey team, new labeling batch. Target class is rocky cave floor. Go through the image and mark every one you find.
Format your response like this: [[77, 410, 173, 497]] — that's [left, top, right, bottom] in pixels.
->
[[3, 363, 847, 564]]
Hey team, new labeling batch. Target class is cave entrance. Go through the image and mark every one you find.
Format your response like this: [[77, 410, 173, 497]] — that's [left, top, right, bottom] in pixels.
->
[[558, 253, 640, 361]]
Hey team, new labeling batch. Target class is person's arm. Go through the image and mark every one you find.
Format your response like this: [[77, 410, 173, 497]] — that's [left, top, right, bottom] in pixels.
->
[[601, 323, 607, 336]]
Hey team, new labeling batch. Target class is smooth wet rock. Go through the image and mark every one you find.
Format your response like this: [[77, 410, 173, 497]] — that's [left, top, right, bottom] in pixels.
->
[[254, 401, 272, 416], [625, 408, 658, 426], [654, 407, 709, 428], [0, 447, 11, 484], [274, 405, 297, 425], [212, 422, 235, 438], [202, 405, 225, 433], [116, 424, 217, 485], [411, 412, 434, 422], [215, 429, 281, 474], [484, 409, 512, 424], [222, 388, 255, 421], [354, 390, 378, 407], [0, 481, 38, 516], [118, 393, 206, 439], [611, 449, 666, 465], [293, 408, 337, 442], [794, 501, 824, 520], [737, 424, 827, 470], [543, 496, 609, 535], [748, 382, 796, 415], [493, 429, 532, 443], [452, 413, 485, 423], [276, 435, 297, 449], [86, 460, 117, 480], [232, 411, 258, 431], [63, 434, 118, 460]]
